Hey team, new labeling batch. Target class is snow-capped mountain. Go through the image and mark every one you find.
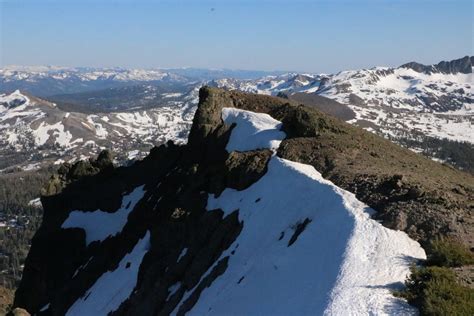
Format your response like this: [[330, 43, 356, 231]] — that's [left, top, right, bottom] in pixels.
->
[[1, 66, 178, 82], [14, 88, 473, 315], [0, 88, 198, 171], [0, 66, 193, 97], [211, 73, 325, 95], [212, 56, 473, 144], [0, 66, 283, 97], [1, 57, 471, 173]]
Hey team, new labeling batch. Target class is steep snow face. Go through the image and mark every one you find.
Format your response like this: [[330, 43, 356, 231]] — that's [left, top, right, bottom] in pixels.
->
[[62, 185, 146, 245], [65, 231, 151, 316], [173, 108, 426, 315]]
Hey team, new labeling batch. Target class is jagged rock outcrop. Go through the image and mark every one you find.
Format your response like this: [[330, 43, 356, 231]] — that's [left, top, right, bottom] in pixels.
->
[[41, 150, 115, 196], [14, 87, 473, 315]]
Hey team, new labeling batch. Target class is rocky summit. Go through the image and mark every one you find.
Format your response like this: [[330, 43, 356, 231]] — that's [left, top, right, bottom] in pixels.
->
[[13, 87, 473, 315]]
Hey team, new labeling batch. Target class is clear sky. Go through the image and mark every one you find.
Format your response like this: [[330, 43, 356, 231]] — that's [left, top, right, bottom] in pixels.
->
[[0, 0, 472, 73]]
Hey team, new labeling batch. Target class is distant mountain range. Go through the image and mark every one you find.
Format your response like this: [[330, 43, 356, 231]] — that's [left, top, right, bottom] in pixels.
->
[[0, 66, 285, 97], [0, 56, 472, 173], [212, 56, 473, 142]]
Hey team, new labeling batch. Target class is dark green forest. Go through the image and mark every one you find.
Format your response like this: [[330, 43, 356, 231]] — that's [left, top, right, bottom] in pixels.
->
[[388, 134, 474, 174], [0, 168, 52, 289]]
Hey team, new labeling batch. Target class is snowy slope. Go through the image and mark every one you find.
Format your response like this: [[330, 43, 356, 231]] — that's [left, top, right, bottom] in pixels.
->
[[171, 108, 426, 315], [212, 73, 325, 96], [221, 107, 286, 151], [66, 231, 151, 315], [318, 67, 473, 143], [0, 89, 198, 171]]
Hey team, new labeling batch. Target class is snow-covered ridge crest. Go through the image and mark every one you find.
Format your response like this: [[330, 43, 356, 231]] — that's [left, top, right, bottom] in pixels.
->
[[171, 107, 426, 315]]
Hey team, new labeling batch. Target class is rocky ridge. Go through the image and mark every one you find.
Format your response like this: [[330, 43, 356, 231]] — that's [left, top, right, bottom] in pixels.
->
[[13, 87, 473, 315]]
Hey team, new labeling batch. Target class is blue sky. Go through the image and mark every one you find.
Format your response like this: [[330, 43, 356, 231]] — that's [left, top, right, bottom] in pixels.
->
[[0, 0, 472, 73]]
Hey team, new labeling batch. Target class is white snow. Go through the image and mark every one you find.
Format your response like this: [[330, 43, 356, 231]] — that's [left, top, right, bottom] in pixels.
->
[[167, 282, 182, 300], [72, 256, 94, 279], [66, 231, 151, 316], [61, 185, 146, 245], [162, 92, 184, 98], [222, 107, 286, 152], [87, 115, 108, 139], [172, 108, 426, 315], [127, 150, 140, 160], [0, 88, 199, 172], [28, 197, 42, 208], [33, 121, 74, 147], [177, 248, 188, 262], [22, 162, 41, 171], [215, 68, 473, 145], [0, 66, 169, 82], [39, 303, 50, 312]]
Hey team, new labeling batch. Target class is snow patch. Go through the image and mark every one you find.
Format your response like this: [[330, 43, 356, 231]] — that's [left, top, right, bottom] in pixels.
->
[[28, 197, 41, 208], [66, 231, 151, 316], [222, 107, 286, 152], [61, 185, 146, 245], [177, 248, 188, 262]]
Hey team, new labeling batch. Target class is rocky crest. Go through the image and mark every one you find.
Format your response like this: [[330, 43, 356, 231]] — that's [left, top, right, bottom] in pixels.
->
[[14, 87, 473, 315], [400, 56, 473, 74]]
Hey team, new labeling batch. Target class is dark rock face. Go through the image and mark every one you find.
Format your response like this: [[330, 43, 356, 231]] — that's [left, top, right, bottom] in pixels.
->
[[224, 150, 273, 190], [400, 56, 473, 74], [1, 97, 27, 109], [40, 150, 115, 196], [14, 87, 474, 315]]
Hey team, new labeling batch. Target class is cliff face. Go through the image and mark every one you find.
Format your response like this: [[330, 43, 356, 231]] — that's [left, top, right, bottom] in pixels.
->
[[14, 87, 473, 315]]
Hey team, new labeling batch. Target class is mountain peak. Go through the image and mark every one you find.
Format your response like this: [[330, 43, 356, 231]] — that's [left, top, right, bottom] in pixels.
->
[[399, 56, 473, 74]]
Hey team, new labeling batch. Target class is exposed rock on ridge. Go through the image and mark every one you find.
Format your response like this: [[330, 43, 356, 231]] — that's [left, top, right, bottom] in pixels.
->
[[400, 55, 473, 74], [14, 87, 473, 315]]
